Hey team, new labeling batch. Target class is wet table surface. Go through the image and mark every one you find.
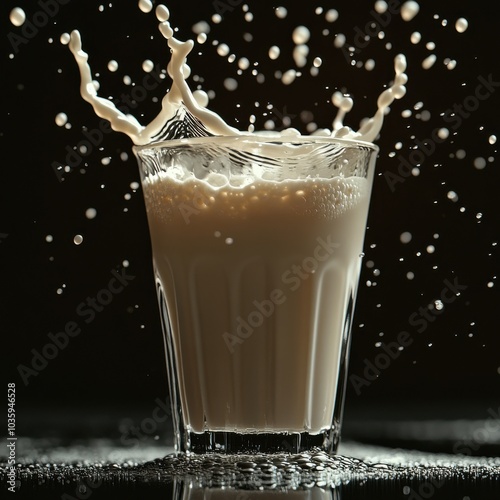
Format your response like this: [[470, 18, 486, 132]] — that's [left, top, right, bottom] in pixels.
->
[[2, 437, 500, 499]]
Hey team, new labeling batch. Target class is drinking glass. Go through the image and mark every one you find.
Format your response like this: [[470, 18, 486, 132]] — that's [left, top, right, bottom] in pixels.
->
[[134, 136, 377, 454]]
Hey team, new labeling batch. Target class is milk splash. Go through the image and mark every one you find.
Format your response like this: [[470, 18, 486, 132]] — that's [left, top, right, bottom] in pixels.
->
[[68, 4, 407, 145]]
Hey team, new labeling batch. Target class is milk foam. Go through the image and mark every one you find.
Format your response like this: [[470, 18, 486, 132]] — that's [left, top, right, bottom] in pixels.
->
[[144, 173, 370, 222]]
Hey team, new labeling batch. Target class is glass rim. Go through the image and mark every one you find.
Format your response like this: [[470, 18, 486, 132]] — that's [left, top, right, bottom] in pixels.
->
[[132, 134, 379, 154]]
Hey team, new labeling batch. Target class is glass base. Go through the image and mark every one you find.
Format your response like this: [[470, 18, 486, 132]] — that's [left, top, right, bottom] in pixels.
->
[[184, 429, 340, 454]]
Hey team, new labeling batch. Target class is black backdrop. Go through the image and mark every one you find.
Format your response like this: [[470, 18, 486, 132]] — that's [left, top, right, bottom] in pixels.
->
[[1, 0, 499, 444]]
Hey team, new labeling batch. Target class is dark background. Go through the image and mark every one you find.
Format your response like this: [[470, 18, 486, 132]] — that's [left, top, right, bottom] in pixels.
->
[[1, 0, 499, 448]]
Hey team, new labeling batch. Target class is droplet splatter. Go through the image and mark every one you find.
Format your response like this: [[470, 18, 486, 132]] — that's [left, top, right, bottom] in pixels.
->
[[400, 232, 412, 244], [473, 157, 487, 170], [455, 18, 469, 33], [400, 1, 420, 21], [55, 113, 68, 127], [85, 208, 97, 219], [9, 7, 26, 27]]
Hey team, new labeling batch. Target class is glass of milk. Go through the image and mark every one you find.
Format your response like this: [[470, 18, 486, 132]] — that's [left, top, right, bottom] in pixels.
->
[[134, 135, 377, 454]]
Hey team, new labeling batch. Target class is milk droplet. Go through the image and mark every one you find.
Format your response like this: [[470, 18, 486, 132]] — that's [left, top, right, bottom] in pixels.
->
[[74, 235, 84, 245], [400, 231, 412, 244], [269, 46, 280, 60], [217, 43, 230, 57], [142, 59, 154, 72], [123, 260, 130, 267], [426, 245, 435, 254], [422, 54, 437, 69], [138, 0, 153, 13], [197, 33, 207, 44], [9, 7, 26, 27], [55, 113, 68, 127], [445, 59, 457, 70], [455, 17, 468, 33], [400, 1, 420, 21], [85, 208, 97, 219], [456, 149, 466, 159], [313, 57, 322, 68], [410, 31, 421, 44], [130, 181, 140, 190], [447, 190, 458, 202], [292, 26, 310, 45], [334, 34, 346, 48], [238, 57, 250, 70], [46, 235, 54, 243], [437, 128, 449, 140], [325, 9, 338, 22], [225, 237, 234, 245], [224, 78, 238, 91], [192, 21, 210, 35], [275, 7, 287, 19], [420, 110, 431, 121], [156, 5, 170, 22], [474, 157, 486, 170], [406, 271, 415, 280], [60, 33, 71, 45], [365, 59, 375, 71], [108, 60, 119, 72], [293, 45, 309, 67], [488, 135, 497, 144], [374, 1, 388, 14], [281, 69, 297, 85]]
